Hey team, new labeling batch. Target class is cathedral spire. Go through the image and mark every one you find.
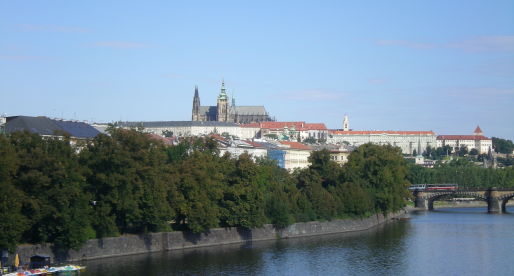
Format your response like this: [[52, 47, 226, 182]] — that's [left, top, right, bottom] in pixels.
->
[[192, 85, 201, 121], [218, 79, 228, 100]]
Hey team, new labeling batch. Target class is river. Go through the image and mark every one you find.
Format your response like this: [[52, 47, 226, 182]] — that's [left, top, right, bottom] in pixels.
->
[[82, 206, 514, 275]]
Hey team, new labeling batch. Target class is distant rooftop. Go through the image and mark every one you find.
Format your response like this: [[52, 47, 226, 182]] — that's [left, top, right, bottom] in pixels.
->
[[330, 130, 435, 135], [5, 116, 100, 139], [118, 120, 239, 128]]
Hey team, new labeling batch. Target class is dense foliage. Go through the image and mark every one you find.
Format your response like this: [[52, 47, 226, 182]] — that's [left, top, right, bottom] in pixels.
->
[[407, 159, 514, 187], [0, 130, 410, 252], [492, 137, 514, 154]]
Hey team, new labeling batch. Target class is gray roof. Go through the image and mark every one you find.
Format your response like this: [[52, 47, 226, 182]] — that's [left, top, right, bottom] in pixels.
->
[[5, 116, 100, 138], [198, 106, 217, 116], [118, 120, 239, 128], [198, 105, 268, 116], [232, 106, 267, 115]]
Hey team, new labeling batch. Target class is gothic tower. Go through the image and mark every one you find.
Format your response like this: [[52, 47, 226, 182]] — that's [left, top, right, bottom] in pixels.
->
[[343, 115, 350, 131], [216, 81, 229, 122], [192, 85, 201, 121]]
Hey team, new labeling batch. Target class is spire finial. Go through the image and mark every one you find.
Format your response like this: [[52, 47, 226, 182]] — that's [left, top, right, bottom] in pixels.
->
[[218, 79, 228, 100]]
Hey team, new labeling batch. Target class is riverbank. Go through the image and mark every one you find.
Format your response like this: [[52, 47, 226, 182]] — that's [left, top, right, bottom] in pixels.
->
[[11, 210, 406, 264]]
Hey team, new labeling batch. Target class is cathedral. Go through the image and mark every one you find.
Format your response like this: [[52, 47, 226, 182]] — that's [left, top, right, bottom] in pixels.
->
[[192, 81, 274, 124]]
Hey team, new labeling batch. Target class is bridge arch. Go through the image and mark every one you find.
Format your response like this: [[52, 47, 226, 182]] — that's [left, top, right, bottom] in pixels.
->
[[426, 191, 487, 210], [499, 193, 514, 213]]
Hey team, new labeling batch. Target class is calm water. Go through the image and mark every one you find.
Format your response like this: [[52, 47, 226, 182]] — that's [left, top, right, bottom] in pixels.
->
[[82, 207, 514, 276]]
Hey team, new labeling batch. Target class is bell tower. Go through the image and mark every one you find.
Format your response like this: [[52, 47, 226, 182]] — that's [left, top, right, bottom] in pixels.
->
[[343, 115, 350, 131], [217, 80, 229, 122]]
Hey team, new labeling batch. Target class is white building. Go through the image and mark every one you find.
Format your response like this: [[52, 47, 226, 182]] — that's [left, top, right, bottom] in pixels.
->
[[437, 126, 492, 154], [115, 121, 257, 140], [278, 141, 312, 170], [218, 140, 268, 160], [328, 130, 437, 155], [0, 114, 6, 134], [255, 121, 328, 141]]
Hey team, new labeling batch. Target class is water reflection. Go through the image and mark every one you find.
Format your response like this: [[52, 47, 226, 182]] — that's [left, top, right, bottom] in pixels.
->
[[82, 208, 514, 275]]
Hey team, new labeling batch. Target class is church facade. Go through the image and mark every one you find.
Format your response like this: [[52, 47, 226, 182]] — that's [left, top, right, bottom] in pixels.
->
[[192, 81, 273, 124]]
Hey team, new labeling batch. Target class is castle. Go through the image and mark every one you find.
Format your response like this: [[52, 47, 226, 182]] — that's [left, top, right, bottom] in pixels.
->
[[192, 81, 273, 124]]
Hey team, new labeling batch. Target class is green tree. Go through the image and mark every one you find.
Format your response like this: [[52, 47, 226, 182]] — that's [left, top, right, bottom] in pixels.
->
[[343, 143, 410, 213], [220, 153, 267, 228], [10, 132, 93, 249], [492, 137, 514, 154], [308, 149, 341, 188], [162, 130, 173, 137], [81, 129, 173, 236], [303, 137, 317, 144], [457, 146, 468, 157], [0, 135, 29, 252]]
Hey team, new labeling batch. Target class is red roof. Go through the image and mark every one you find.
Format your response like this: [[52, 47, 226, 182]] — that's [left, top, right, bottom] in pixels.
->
[[279, 141, 312, 150], [147, 134, 174, 145], [244, 140, 265, 148], [330, 130, 435, 135], [259, 121, 327, 131], [474, 125, 483, 134], [209, 133, 228, 143], [303, 123, 327, 130], [437, 135, 490, 141], [260, 121, 305, 129]]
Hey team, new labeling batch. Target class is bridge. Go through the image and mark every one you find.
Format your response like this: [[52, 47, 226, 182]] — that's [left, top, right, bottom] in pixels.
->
[[413, 188, 514, 213]]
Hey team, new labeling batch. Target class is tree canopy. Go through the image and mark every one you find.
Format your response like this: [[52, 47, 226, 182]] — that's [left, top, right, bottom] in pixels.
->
[[492, 137, 514, 154], [0, 130, 412, 252]]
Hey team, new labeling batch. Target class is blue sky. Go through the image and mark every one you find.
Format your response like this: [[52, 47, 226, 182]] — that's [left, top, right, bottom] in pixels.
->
[[1, 1, 513, 139]]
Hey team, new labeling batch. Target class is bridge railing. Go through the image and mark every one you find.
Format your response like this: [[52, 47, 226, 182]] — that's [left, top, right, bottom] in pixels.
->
[[415, 187, 513, 192]]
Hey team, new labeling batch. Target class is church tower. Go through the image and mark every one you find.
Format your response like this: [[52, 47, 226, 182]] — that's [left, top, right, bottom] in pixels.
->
[[192, 85, 201, 121], [216, 81, 229, 122], [474, 125, 483, 136], [343, 115, 350, 131]]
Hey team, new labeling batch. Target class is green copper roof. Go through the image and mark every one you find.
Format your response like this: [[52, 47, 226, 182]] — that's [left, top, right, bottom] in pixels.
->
[[218, 81, 228, 100]]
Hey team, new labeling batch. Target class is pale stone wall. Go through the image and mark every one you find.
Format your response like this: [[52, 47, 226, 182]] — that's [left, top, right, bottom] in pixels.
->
[[328, 134, 436, 154], [220, 147, 268, 160], [240, 127, 261, 139], [284, 149, 311, 170], [330, 151, 350, 165], [437, 138, 492, 154]]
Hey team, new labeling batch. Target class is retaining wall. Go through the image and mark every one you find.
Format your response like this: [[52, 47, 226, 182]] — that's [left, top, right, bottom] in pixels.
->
[[12, 210, 405, 264]]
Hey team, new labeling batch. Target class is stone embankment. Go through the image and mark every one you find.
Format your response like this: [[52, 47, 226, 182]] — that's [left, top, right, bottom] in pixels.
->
[[13, 210, 406, 264]]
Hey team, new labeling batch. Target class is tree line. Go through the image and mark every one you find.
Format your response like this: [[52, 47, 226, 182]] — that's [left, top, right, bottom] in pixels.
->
[[407, 159, 514, 187], [0, 129, 410, 252]]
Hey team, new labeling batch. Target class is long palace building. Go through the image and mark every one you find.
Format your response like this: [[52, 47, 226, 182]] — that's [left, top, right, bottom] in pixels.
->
[[327, 115, 436, 154]]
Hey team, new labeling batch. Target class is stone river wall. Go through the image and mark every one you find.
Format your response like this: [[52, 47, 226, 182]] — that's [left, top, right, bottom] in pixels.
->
[[12, 210, 406, 264]]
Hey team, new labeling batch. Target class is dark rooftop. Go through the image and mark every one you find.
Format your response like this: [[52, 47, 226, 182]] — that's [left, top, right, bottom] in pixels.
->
[[5, 116, 100, 139]]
